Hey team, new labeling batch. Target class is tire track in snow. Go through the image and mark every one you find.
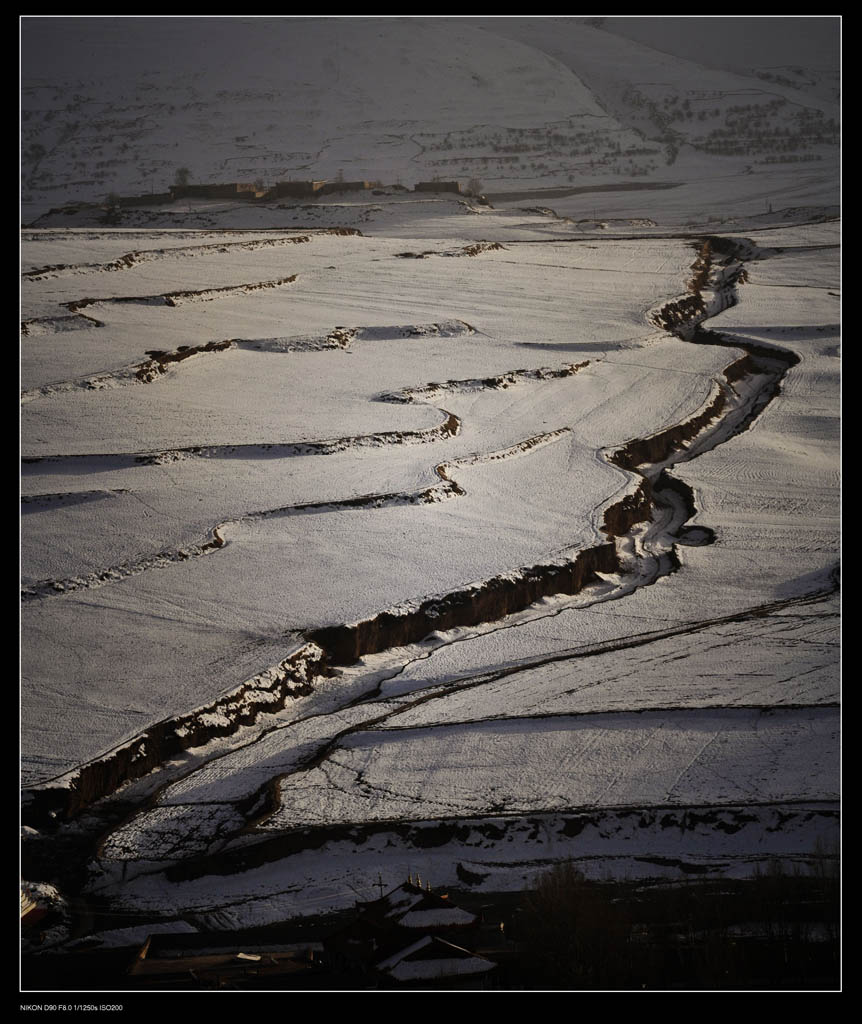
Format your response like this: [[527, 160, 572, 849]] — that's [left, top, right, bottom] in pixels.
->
[[95, 572, 836, 875], [120, 698, 836, 878], [32, 580, 839, 879]]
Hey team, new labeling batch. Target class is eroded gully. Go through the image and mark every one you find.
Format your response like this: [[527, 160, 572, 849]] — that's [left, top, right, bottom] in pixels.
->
[[22, 234, 826, 902]]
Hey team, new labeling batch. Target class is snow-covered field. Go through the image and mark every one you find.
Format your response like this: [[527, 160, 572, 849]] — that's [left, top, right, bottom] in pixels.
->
[[21, 207, 839, 926], [20, 16, 839, 941]]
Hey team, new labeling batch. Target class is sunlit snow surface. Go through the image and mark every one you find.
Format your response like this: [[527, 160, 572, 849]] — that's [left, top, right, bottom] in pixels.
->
[[21, 197, 838, 927]]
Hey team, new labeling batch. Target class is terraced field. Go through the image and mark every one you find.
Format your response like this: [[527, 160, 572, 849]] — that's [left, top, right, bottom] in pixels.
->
[[21, 203, 839, 940]]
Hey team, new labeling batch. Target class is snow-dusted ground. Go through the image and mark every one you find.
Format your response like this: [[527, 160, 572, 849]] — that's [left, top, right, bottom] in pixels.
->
[[20, 17, 839, 939], [267, 707, 837, 826], [20, 205, 839, 932], [23, 228, 731, 780]]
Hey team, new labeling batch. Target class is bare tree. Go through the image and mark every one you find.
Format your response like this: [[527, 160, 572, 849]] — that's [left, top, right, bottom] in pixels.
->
[[519, 861, 631, 988], [101, 192, 122, 225]]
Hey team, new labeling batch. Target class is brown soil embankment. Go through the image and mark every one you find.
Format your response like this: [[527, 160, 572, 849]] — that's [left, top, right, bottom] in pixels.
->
[[611, 388, 727, 472], [136, 339, 233, 382], [65, 275, 297, 312], [601, 478, 654, 537], [23, 236, 311, 281], [390, 361, 589, 403], [606, 354, 761, 479], [21, 313, 104, 335], [164, 798, 838, 884], [125, 408, 461, 465], [649, 292, 708, 334], [308, 541, 619, 666], [23, 645, 326, 824], [21, 527, 225, 603], [23, 542, 619, 823]]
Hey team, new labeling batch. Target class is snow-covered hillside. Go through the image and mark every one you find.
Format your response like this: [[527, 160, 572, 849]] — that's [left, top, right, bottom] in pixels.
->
[[21, 17, 839, 224]]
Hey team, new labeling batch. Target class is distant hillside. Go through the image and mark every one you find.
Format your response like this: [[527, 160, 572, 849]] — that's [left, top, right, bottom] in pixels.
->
[[21, 17, 839, 220], [473, 19, 839, 165], [597, 15, 839, 100]]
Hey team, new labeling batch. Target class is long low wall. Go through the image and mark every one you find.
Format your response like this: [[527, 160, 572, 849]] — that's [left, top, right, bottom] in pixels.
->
[[415, 181, 461, 193], [103, 179, 463, 209]]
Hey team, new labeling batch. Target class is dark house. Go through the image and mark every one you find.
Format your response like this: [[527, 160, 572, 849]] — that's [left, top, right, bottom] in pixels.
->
[[271, 180, 328, 198], [117, 192, 174, 207], [169, 183, 263, 202], [317, 180, 371, 195], [127, 931, 322, 990], [414, 181, 462, 194], [325, 879, 490, 985], [375, 934, 497, 989]]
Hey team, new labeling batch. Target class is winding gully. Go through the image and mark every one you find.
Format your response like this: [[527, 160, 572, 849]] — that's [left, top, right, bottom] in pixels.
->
[[21, 234, 815, 902]]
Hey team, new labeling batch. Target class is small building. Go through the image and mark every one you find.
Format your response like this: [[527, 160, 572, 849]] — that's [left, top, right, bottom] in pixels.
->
[[325, 879, 487, 981], [375, 935, 497, 990], [271, 180, 328, 198], [317, 180, 371, 195], [414, 181, 462, 194], [128, 932, 322, 989], [353, 880, 480, 935], [169, 183, 263, 202]]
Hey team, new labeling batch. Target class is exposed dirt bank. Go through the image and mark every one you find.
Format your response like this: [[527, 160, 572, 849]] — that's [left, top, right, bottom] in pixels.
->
[[395, 242, 507, 259], [23, 645, 326, 827], [135, 340, 233, 382], [151, 582, 837, 886], [21, 527, 227, 603], [23, 322, 478, 405], [307, 542, 619, 666], [162, 797, 839, 885], [608, 235, 800, 569], [64, 275, 298, 312], [22, 406, 462, 470], [21, 341, 236, 405], [610, 384, 727, 473], [21, 313, 104, 336], [23, 236, 311, 282], [384, 360, 589, 404]]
